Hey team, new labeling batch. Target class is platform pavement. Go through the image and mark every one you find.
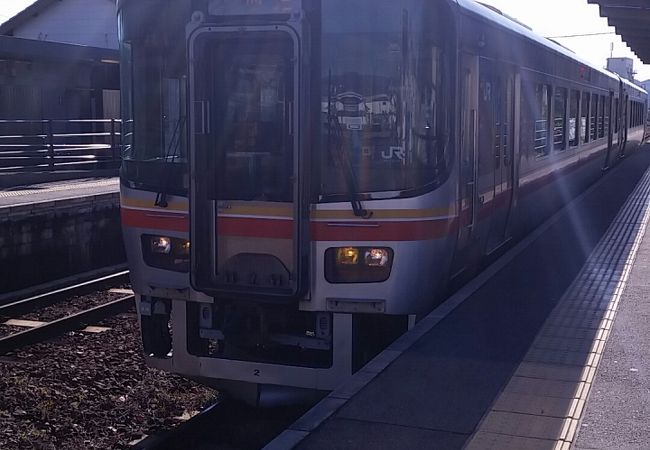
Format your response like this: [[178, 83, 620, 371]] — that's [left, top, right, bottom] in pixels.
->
[[264, 145, 650, 450], [0, 177, 119, 211]]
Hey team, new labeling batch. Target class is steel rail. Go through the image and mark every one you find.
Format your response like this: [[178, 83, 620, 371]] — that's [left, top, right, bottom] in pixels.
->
[[129, 399, 315, 450], [130, 401, 224, 450], [0, 269, 130, 318], [0, 295, 134, 355]]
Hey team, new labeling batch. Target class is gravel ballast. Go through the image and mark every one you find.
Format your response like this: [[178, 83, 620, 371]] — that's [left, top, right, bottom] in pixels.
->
[[0, 310, 218, 450]]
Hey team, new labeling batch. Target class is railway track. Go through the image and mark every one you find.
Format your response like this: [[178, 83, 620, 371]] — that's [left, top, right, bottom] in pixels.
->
[[0, 269, 134, 355], [131, 398, 314, 450]]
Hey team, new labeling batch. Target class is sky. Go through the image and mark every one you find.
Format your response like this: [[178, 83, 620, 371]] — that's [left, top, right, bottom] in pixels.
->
[[0, 0, 649, 81], [0, 0, 36, 23]]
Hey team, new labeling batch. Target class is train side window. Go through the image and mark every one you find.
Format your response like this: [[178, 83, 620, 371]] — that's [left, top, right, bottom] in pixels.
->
[[639, 103, 645, 126], [581, 93, 590, 144], [554, 87, 567, 151], [569, 90, 579, 147], [628, 101, 631, 129], [639, 103, 642, 126], [637, 102, 642, 126], [604, 96, 611, 138], [598, 95, 605, 138], [520, 81, 535, 159], [590, 94, 598, 141], [614, 98, 619, 133], [534, 83, 551, 156]]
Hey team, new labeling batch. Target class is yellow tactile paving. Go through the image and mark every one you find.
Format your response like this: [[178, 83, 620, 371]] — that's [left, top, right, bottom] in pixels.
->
[[465, 166, 650, 449]]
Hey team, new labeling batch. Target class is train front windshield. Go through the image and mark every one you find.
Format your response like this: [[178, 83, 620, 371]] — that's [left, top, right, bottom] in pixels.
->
[[201, 35, 295, 202], [118, 0, 454, 202], [320, 0, 453, 199], [118, 1, 191, 195]]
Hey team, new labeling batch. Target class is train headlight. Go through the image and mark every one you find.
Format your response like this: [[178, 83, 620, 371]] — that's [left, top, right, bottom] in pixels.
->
[[336, 247, 359, 265], [178, 240, 191, 257], [142, 235, 190, 272], [365, 248, 390, 267], [325, 247, 394, 283]]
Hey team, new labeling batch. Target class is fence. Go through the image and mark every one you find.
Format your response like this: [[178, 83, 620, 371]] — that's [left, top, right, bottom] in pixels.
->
[[0, 119, 121, 174]]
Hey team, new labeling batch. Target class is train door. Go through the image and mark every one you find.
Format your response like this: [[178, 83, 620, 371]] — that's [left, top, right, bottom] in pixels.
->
[[451, 54, 479, 276], [188, 26, 307, 299], [479, 59, 516, 254], [620, 92, 629, 157]]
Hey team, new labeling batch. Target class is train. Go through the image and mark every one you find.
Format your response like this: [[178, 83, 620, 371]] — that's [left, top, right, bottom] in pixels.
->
[[117, 0, 648, 405]]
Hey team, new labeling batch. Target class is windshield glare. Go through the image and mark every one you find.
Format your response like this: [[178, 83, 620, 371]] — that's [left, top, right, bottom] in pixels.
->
[[319, 0, 452, 199], [119, 2, 188, 164]]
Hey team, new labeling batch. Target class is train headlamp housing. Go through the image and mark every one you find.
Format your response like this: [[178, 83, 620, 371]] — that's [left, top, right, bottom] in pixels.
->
[[142, 235, 190, 272], [325, 247, 394, 283]]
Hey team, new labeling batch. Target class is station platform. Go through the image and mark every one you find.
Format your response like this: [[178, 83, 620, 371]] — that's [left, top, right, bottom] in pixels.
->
[[0, 177, 123, 295], [266, 145, 650, 450], [0, 177, 119, 212]]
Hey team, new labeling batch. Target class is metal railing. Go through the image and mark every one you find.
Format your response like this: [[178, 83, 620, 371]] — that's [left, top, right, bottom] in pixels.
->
[[0, 119, 121, 173], [534, 119, 549, 155], [553, 117, 565, 148]]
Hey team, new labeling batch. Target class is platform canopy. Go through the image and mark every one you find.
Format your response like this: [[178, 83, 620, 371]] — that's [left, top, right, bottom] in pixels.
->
[[588, 0, 650, 63]]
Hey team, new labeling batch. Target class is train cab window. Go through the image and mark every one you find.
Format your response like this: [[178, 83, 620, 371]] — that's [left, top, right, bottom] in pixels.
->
[[553, 87, 567, 151], [598, 95, 605, 138], [534, 84, 551, 156], [319, 0, 453, 198], [590, 94, 598, 141], [207, 36, 295, 202], [569, 90, 579, 147], [581, 93, 590, 144], [118, 1, 191, 195]]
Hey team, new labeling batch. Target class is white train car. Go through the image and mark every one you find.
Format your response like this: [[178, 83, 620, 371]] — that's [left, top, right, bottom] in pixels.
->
[[117, 0, 647, 404]]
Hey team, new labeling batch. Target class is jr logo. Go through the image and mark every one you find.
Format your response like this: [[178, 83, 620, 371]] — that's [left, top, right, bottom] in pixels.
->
[[382, 146, 406, 161]]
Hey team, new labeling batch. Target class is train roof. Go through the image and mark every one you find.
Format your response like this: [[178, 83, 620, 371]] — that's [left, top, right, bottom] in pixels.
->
[[454, 0, 647, 95]]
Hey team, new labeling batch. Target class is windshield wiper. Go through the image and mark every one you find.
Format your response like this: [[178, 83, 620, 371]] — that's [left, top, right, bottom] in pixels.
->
[[154, 116, 186, 208], [326, 70, 373, 219]]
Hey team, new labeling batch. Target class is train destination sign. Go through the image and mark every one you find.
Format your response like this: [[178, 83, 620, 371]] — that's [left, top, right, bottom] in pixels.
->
[[208, 0, 300, 15]]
